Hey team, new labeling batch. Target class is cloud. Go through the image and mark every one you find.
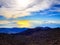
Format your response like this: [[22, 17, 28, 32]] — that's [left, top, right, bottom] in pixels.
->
[[45, 20, 60, 24], [0, 20, 60, 28], [0, 20, 10, 24], [36, 3, 60, 16], [0, 20, 17, 28], [0, 0, 60, 28], [0, 16, 6, 20], [29, 20, 60, 27], [0, 0, 54, 18], [0, 24, 17, 28], [30, 20, 60, 24]]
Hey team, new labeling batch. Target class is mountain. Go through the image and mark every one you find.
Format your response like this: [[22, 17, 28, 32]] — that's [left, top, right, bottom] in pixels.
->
[[0, 28, 28, 34], [0, 27, 60, 45], [39, 24, 60, 28]]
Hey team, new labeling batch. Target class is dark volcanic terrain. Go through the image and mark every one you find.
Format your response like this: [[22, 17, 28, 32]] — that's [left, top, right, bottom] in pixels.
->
[[0, 27, 60, 45]]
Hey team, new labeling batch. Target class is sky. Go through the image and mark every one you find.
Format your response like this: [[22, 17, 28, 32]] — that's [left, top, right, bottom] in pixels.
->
[[0, 0, 60, 28]]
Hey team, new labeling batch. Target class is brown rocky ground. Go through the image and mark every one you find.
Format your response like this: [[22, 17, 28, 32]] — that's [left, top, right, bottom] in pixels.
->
[[0, 27, 60, 45]]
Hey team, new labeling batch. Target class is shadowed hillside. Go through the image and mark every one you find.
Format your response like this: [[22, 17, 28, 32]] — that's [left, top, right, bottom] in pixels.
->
[[0, 27, 60, 45]]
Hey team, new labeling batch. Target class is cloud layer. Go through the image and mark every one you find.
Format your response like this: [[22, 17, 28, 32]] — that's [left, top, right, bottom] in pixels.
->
[[0, 0, 54, 18], [0, 0, 60, 28], [0, 20, 60, 28]]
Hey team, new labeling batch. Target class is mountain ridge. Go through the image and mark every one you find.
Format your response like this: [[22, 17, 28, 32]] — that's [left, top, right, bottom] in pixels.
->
[[0, 27, 60, 45]]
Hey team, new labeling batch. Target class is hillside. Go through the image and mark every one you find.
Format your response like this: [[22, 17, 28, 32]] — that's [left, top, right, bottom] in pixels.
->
[[0, 27, 60, 45]]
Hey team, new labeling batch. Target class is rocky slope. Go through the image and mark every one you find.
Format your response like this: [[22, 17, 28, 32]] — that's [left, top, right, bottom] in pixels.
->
[[0, 27, 60, 45]]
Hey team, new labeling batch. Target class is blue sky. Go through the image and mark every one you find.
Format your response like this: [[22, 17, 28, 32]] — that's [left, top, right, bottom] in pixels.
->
[[0, 0, 60, 28]]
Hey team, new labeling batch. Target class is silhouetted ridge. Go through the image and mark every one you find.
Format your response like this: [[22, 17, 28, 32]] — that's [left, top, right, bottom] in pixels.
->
[[0, 28, 28, 34], [0, 27, 60, 45], [0, 27, 60, 34]]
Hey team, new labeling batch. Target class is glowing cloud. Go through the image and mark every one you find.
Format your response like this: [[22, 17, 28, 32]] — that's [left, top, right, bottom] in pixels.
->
[[0, 20, 60, 28], [16, 20, 31, 28]]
